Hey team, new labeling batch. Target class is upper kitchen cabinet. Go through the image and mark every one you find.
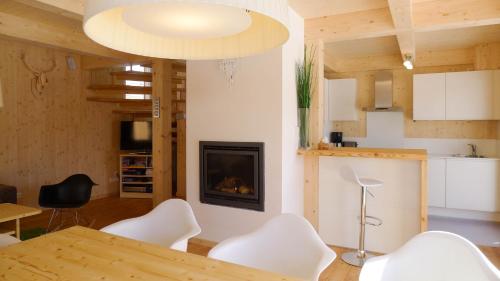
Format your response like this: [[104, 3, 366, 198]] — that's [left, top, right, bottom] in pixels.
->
[[325, 78, 358, 121], [413, 70, 499, 121], [494, 70, 500, 120], [445, 70, 494, 120], [413, 73, 446, 120]]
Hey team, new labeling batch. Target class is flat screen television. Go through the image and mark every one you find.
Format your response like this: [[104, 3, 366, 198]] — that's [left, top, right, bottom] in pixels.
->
[[120, 121, 152, 151]]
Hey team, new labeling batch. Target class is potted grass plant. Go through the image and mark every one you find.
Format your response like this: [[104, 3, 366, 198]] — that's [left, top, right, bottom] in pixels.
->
[[296, 46, 315, 148]]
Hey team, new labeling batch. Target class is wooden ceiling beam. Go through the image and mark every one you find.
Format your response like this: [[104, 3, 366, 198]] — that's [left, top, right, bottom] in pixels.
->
[[14, 0, 84, 20], [327, 48, 474, 73], [306, 0, 500, 43], [0, 5, 142, 60], [305, 8, 396, 43], [388, 0, 415, 61]]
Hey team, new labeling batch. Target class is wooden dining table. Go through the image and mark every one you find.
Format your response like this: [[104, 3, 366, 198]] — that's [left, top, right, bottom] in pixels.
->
[[0, 226, 303, 281]]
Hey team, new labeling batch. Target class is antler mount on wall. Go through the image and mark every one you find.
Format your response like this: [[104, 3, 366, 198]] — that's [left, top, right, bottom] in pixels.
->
[[21, 53, 56, 97]]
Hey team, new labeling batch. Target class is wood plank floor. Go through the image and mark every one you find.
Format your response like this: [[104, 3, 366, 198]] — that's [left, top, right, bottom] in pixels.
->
[[17, 196, 500, 281]]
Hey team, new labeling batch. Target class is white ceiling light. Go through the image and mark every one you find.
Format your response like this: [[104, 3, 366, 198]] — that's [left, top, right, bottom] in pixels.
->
[[83, 0, 290, 60], [403, 54, 414, 70]]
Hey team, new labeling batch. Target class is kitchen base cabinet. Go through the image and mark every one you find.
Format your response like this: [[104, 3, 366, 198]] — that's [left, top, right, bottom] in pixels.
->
[[445, 159, 500, 212], [428, 158, 446, 208]]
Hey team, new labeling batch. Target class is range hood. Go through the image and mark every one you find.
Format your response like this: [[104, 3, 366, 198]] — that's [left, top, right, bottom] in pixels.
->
[[364, 71, 403, 112]]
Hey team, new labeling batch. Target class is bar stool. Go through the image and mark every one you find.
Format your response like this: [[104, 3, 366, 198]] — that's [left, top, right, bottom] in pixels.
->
[[341, 167, 383, 267]]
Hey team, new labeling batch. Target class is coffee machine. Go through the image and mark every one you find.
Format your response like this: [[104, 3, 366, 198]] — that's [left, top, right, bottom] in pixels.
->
[[330, 132, 343, 147]]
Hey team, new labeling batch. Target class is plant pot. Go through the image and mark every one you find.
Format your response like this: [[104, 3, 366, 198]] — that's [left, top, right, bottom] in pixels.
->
[[298, 108, 309, 149]]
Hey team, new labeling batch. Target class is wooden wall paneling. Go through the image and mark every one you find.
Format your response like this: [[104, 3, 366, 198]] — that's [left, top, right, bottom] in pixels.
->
[[474, 43, 500, 70], [152, 59, 173, 206], [307, 39, 324, 148], [0, 0, 139, 60], [0, 37, 119, 207]]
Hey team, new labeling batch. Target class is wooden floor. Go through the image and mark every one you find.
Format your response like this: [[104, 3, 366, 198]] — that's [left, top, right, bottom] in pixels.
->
[[18, 196, 500, 281]]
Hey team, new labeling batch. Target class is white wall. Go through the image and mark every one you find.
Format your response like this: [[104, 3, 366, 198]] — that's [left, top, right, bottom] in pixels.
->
[[281, 9, 304, 215], [186, 8, 304, 242]]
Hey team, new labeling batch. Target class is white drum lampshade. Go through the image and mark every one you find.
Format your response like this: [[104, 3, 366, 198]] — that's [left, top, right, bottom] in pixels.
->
[[83, 0, 290, 60]]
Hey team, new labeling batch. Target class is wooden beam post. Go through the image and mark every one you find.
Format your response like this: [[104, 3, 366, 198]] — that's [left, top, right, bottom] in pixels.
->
[[388, 0, 415, 62], [420, 159, 428, 232], [304, 154, 319, 231], [307, 39, 324, 148], [176, 118, 187, 198], [152, 59, 173, 206]]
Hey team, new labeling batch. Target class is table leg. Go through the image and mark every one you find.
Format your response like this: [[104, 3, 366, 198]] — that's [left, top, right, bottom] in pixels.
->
[[16, 218, 20, 239]]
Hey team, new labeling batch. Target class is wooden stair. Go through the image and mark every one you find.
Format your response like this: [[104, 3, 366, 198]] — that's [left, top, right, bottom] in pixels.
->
[[111, 71, 152, 82]]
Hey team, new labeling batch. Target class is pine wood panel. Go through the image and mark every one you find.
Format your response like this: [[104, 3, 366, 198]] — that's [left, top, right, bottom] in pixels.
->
[[0, 37, 120, 207]]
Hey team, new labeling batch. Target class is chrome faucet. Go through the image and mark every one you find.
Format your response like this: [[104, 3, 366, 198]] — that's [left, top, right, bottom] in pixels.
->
[[468, 144, 478, 157]]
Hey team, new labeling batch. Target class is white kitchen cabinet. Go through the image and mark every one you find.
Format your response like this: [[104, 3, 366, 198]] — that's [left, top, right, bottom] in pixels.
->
[[326, 78, 357, 121], [428, 158, 446, 208], [445, 70, 494, 120], [494, 70, 500, 119], [413, 73, 446, 120], [445, 159, 500, 212]]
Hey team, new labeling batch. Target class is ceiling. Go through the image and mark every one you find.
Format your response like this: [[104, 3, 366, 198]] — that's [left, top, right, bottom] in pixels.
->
[[288, 0, 436, 19], [415, 24, 500, 51], [325, 36, 400, 59], [287, 0, 387, 19]]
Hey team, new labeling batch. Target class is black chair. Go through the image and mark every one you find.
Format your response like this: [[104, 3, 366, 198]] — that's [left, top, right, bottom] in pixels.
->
[[39, 174, 97, 232]]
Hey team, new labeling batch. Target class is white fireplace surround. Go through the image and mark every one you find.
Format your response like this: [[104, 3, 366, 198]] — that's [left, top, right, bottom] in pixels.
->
[[186, 8, 304, 242]]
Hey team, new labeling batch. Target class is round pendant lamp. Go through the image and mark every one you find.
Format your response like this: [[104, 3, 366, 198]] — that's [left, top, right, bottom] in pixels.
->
[[83, 0, 290, 60]]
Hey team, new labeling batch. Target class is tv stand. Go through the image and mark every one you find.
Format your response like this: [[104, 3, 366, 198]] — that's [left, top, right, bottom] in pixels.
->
[[119, 153, 153, 198]]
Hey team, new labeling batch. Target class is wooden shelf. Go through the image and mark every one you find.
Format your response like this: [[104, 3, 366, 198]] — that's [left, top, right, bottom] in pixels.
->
[[88, 85, 152, 94], [0, 227, 15, 236], [120, 192, 153, 199], [123, 166, 153, 169], [122, 175, 152, 178], [122, 182, 153, 184], [87, 97, 152, 105], [111, 71, 152, 82], [112, 108, 152, 114]]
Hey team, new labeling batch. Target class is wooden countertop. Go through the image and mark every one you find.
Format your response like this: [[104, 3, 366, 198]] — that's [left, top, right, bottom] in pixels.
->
[[0, 226, 303, 281], [298, 147, 427, 160]]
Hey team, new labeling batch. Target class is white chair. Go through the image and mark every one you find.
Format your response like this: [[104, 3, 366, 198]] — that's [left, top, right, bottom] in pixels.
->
[[359, 231, 500, 281], [208, 214, 336, 281], [0, 234, 21, 248], [101, 199, 201, 252]]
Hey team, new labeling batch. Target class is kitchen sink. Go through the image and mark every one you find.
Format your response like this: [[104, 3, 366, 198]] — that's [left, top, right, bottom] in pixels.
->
[[451, 154, 486, 158]]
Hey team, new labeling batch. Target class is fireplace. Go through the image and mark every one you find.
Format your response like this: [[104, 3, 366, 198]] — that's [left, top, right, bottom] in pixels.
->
[[200, 141, 264, 211]]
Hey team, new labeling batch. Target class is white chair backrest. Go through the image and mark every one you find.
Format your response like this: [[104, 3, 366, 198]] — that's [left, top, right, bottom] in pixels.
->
[[339, 166, 363, 186], [101, 199, 201, 251], [208, 214, 336, 281], [360, 231, 500, 281]]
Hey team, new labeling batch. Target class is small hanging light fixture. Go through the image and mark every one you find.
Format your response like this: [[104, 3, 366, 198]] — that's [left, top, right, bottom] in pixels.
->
[[83, 0, 290, 60], [403, 54, 414, 70]]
